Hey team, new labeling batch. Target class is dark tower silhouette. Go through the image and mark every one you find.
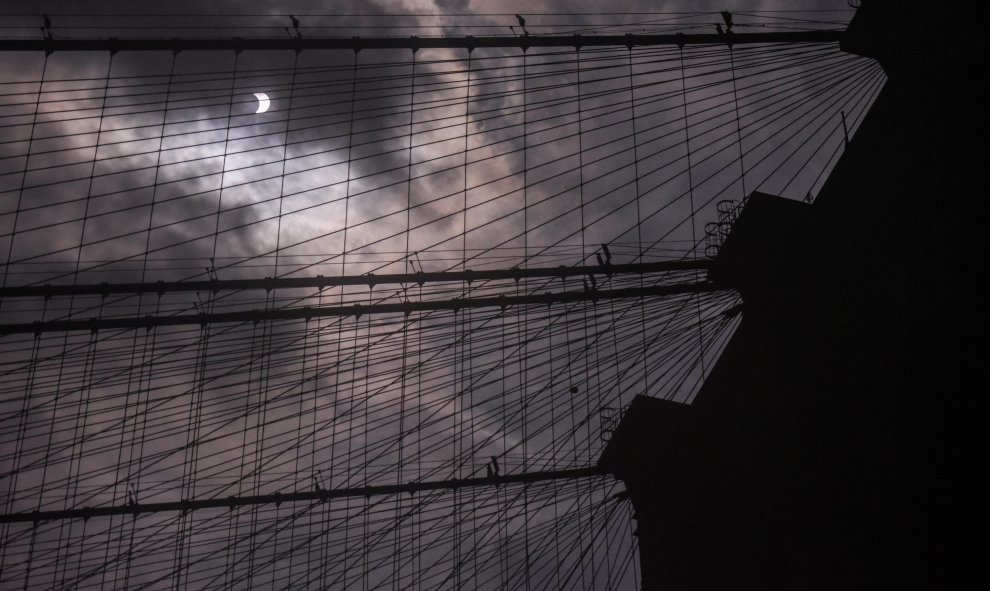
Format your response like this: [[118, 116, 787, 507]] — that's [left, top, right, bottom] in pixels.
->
[[599, 1, 988, 588]]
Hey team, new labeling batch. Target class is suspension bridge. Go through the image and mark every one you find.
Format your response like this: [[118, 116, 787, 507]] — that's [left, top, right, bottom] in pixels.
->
[[2, 2, 980, 589]]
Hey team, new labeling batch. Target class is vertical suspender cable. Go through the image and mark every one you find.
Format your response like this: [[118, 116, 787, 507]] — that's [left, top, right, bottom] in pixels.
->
[[679, 46, 707, 384], [0, 52, 49, 301], [463, 45, 477, 589], [71, 51, 114, 285], [274, 51, 300, 279], [12, 299, 45, 591], [520, 45, 531, 591], [330, 51, 359, 589], [730, 47, 748, 202], [575, 45, 592, 590], [397, 46, 417, 589], [210, 51, 240, 265], [627, 47, 651, 399]]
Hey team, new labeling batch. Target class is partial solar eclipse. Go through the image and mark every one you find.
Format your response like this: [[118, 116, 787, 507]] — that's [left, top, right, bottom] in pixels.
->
[[253, 92, 271, 114]]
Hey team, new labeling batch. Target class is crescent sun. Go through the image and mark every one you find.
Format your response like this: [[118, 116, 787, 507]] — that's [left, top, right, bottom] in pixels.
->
[[253, 92, 271, 114]]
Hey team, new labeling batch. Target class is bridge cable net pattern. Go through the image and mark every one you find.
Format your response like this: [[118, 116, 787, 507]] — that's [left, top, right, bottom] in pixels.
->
[[0, 31, 881, 590]]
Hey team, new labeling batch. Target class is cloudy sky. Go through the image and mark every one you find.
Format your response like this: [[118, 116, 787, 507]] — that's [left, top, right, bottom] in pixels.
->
[[0, 2, 876, 589]]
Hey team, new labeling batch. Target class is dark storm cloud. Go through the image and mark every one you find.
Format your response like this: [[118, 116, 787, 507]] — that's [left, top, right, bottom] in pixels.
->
[[434, 0, 471, 10]]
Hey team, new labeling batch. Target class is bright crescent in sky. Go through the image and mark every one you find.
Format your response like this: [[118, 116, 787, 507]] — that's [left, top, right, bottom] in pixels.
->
[[253, 92, 270, 114]]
